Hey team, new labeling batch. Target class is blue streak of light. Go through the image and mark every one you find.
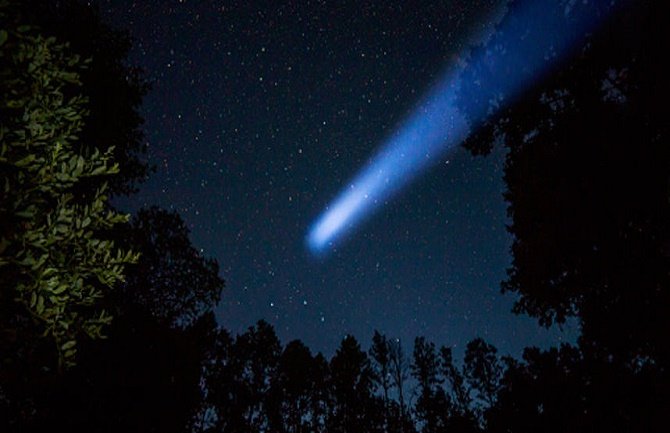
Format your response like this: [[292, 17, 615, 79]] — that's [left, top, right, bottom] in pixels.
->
[[307, 0, 618, 254]]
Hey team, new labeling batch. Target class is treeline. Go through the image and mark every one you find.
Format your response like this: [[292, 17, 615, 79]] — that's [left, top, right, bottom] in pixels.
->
[[200, 323, 495, 433], [185, 322, 664, 433]]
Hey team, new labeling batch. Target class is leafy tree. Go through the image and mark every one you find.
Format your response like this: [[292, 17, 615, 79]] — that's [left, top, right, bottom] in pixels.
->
[[370, 331, 392, 424], [307, 352, 331, 433], [119, 206, 223, 328], [485, 345, 585, 433], [203, 326, 244, 433], [463, 338, 501, 409], [1, 205, 222, 432], [411, 337, 450, 433], [0, 3, 137, 370], [25, 310, 219, 433], [236, 320, 281, 431], [329, 335, 381, 433], [268, 340, 318, 433], [459, 0, 668, 430], [440, 346, 472, 416], [440, 346, 480, 433], [1, 3, 225, 432], [206, 320, 281, 433], [14, 0, 150, 196], [461, 0, 669, 369], [486, 343, 666, 433]]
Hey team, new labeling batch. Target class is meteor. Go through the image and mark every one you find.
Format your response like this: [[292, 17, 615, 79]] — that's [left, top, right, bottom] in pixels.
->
[[307, 0, 619, 254]]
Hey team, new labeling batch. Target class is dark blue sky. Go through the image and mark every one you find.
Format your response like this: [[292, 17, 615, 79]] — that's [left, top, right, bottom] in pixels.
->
[[101, 0, 576, 357]]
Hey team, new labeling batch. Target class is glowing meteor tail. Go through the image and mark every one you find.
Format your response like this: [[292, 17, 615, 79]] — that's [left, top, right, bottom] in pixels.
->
[[308, 72, 470, 251], [307, 0, 621, 253]]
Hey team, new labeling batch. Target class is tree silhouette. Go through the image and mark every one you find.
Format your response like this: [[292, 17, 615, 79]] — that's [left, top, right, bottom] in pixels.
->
[[268, 339, 318, 433], [486, 345, 586, 433], [440, 347, 479, 433], [463, 338, 501, 410], [203, 325, 245, 433], [440, 346, 471, 416], [35, 310, 217, 433], [234, 320, 281, 431], [370, 331, 393, 428], [205, 320, 282, 432], [460, 0, 669, 430], [462, 0, 669, 367], [412, 337, 450, 433], [119, 207, 224, 328], [308, 352, 331, 433], [389, 337, 412, 431], [328, 335, 382, 433]]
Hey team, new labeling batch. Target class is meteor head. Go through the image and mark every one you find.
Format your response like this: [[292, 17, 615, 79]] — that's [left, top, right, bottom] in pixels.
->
[[307, 193, 361, 252], [307, 171, 384, 253]]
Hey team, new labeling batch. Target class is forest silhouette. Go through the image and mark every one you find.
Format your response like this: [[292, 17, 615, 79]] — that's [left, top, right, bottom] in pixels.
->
[[1, 0, 667, 432]]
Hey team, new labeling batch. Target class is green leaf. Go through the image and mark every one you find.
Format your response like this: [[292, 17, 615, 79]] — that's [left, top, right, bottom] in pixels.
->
[[14, 154, 36, 167], [52, 284, 68, 295], [90, 165, 110, 176], [61, 340, 76, 351], [36, 295, 44, 314]]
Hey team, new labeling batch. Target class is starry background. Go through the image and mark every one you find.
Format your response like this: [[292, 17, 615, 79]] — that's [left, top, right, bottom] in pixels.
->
[[99, 0, 576, 357]]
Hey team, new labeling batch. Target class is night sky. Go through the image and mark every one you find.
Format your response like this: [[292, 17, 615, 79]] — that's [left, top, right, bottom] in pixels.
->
[[100, 0, 576, 357]]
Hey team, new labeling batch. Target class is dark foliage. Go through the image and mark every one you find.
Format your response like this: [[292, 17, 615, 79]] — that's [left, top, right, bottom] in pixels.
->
[[14, 0, 151, 196], [18, 310, 216, 433], [462, 0, 670, 362], [329, 335, 383, 433], [119, 207, 224, 328], [268, 339, 320, 433], [460, 0, 669, 430], [201, 327, 484, 433], [412, 337, 450, 433], [463, 338, 501, 409], [0, 205, 223, 432]]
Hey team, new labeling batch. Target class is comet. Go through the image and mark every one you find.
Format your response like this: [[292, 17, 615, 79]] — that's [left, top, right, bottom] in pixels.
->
[[307, 0, 620, 254]]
